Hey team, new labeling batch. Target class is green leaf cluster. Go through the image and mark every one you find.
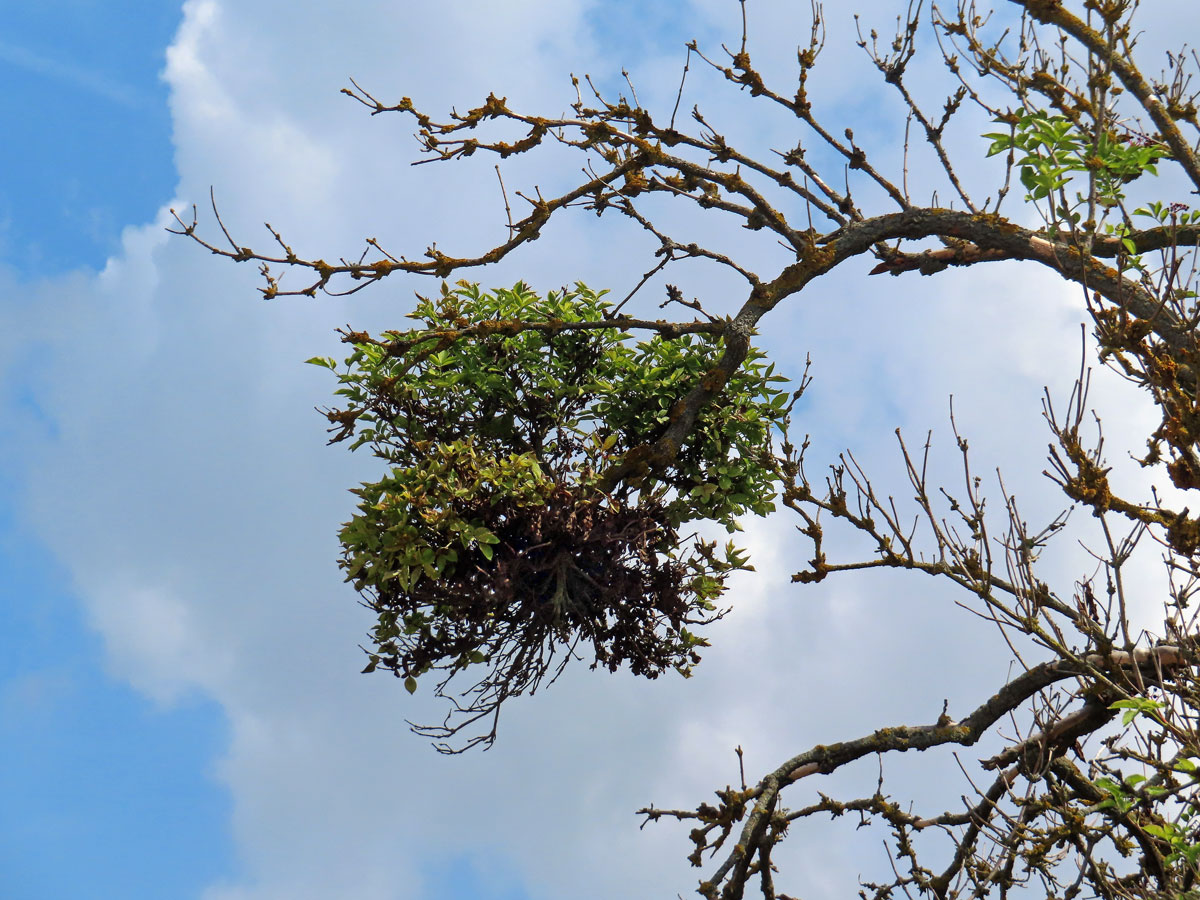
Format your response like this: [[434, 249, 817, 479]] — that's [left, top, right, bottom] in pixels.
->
[[1142, 761, 1200, 871], [1111, 696, 1168, 727], [984, 111, 1170, 226], [324, 281, 789, 525], [310, 280, 792, 748]]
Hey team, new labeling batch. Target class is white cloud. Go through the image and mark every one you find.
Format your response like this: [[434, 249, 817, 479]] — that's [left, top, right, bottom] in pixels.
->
[[6, 1, 1190, 898]]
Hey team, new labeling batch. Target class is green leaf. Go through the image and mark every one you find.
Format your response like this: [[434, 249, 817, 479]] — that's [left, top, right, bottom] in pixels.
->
[[404, 675, 418, 694], [1110, 697, 1164, 726]]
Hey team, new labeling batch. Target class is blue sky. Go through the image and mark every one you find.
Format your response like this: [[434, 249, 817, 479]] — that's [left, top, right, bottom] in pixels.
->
[[0, 2, 235, 897], [0, 2, 180, 273], [0, 2, 1190, 899]]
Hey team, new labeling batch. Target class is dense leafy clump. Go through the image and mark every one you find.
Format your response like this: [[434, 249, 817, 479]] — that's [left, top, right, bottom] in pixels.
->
[[983, 110, 1171, 226], [309, 281, 792, 749]]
